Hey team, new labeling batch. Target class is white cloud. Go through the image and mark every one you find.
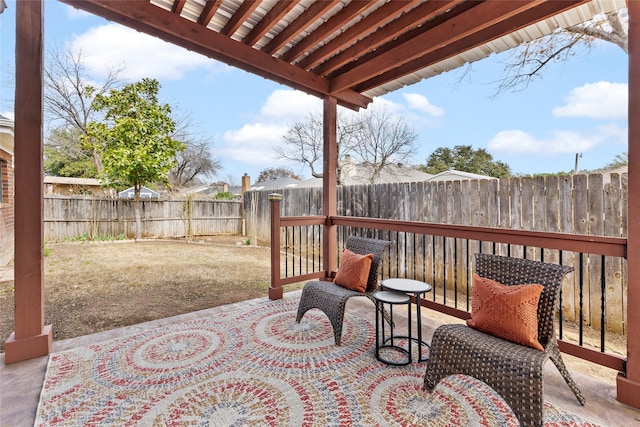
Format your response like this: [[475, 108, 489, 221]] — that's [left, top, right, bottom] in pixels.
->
[[222, 89, 327, 166], [488, 124, 626, 155], [370, 96, 403, 113], [552, 81, 627, 120], [340, 96, 404, 122], [221, 123, 290, 165], [403, 93, 444, 116], [258, 91, 408, 124], [1, 112, 14, 121], [260, 90, 322, 121], [68, 24, 220, 81]]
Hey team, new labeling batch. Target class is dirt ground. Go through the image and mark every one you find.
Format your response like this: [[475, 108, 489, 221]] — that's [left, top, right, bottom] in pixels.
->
[[0, 236, 303, 353]]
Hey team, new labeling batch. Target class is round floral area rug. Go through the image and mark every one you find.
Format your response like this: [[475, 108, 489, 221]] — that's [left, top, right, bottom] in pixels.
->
[[35, 296, 601, 426]]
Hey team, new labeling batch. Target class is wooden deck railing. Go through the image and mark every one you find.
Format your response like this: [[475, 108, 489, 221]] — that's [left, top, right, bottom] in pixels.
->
[[269, 197, 628, 374]]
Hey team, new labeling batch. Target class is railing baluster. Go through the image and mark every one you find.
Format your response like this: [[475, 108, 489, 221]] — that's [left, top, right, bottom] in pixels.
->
[[421, 235, 425, 284], [403, 231, 408, 277], [454, 237, 458, 309], [284, 226, 289, 278], [601, 254, 606, 352], [443, 236, 447, 306], [579, 252, 584, 346], [559, 250, 565, 340], [412, 233, 417, 280]]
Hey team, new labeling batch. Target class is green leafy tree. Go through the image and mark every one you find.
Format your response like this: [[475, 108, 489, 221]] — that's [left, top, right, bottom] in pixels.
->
[[83, 78, 185, 240], [213, 191, 236, 200], [419, 145, 511, 178], [256, 166, 302, 183], [604, 152, 628, 170], [44, 127, 97, 177]]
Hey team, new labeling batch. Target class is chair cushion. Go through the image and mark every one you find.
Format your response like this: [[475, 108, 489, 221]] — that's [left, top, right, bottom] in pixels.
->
[[466, 274, 544, 351], [333, 248, 374, 293]]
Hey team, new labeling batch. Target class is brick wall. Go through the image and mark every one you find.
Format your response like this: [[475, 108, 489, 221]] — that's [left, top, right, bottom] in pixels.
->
[[0, 148, 14, 266]]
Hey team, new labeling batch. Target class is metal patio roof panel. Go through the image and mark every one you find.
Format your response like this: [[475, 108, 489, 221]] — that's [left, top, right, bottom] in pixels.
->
[[68, 0, 627, 110], [362, 0, 627, 98]]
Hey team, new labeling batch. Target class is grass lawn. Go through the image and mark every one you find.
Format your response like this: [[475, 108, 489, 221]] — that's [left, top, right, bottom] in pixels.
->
[[0, 237, 302, 352]]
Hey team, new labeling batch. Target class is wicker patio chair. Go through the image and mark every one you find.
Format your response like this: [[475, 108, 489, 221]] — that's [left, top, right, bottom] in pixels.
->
[[423, 253, 585, 427], [295, 236, 390, 345]]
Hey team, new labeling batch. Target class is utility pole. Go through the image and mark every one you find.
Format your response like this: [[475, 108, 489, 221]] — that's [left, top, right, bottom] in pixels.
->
[[574, 153, 583, 174]]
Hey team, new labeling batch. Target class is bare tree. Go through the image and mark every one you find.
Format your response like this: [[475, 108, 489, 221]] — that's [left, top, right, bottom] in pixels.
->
[[44, 45, 123, 174], [168, 139, 221, 190], [277, 112, 322, 179], [494, 9, 627, 94], [275, 104, 417, 184], [0, 62, 15, 114], [224, 174, 241, 187], [349, 105, 418, 183], [168, 114, 222, 190], [274, 112, 360, 184]]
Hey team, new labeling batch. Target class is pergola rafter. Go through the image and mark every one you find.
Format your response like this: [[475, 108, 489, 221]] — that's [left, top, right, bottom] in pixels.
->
[[196, 0, 222, 26], [296, 0, 421, 72], [332, 0, 591, 92], [262, 0, 341, 55], [314, 0, 462, 77]]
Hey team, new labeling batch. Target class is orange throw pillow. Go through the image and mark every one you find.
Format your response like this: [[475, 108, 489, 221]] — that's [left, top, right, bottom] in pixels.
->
[[333, 249, 374, 293], [466, 274, 545, 351]]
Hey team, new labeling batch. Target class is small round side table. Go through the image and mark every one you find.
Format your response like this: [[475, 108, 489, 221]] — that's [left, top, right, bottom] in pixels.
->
[[373, 290, 412, 366], [381, 278, 432, 362]]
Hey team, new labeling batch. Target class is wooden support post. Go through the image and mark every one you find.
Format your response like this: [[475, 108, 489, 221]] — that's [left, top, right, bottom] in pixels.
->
[[269, 193, 283, 300], [4, 0, 52, 364], [322, 96, 338, 278], [618, 0, 640, 408]]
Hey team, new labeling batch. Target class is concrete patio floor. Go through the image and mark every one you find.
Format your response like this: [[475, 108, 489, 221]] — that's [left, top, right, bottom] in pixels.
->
[[2, 289, 640, 426]]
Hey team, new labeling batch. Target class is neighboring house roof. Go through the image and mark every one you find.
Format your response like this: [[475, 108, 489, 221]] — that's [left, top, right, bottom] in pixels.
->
[[43, 176, 102, 186], [344, 162, 432, 185], [425, 170, 497, 182], [251, 177, 302, 191], [0, 114, 14, 155], [296, 159, 432, 188], [118, 186, 160, 198], [228, 185, 243, 195], [181, 183, 230, 197], [181, 185, 211, 195]]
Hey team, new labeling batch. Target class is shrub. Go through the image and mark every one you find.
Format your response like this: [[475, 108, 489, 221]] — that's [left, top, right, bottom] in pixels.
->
[[214, 192, 236, 200]]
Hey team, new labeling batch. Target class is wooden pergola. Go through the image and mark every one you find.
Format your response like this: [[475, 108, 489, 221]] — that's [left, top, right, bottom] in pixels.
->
[[8, 0, 640, 409]]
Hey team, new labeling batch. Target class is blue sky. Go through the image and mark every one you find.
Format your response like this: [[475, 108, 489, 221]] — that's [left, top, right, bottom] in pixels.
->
[[0, 1, 629, 184]]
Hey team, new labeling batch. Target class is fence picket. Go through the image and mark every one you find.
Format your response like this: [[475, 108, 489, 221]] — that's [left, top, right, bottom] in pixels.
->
[[587, 174, 604, 330], [44, 196, 243, 242]]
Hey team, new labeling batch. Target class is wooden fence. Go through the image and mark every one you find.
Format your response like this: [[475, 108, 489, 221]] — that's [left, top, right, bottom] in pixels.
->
[[44, 196, 243, 241], [244, 173, 628, 335]]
